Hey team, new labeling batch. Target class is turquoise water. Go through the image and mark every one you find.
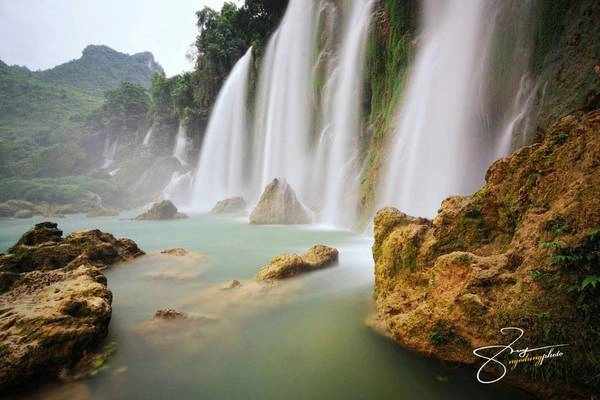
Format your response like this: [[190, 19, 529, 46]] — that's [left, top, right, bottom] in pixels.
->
[[0, 214, 531, 399]]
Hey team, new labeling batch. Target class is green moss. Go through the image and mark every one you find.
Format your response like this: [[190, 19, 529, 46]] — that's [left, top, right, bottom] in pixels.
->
[[357, 0, 418, 224]]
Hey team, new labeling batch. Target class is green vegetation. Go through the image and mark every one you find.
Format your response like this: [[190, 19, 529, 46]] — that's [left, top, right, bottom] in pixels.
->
[[33, 45, 162, 96], [358, 0, 418, 224]]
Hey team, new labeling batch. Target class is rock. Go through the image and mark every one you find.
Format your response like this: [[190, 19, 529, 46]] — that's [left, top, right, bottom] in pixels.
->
[[249, 178, 311, 224], [371, 110, 600, 398], [222, 279, 242, 289], [3, 222, 144, 274], [14, 210, 34, 219], [159, 247, 189, 256], [9, 221, 62, 250], [256, 244, 338, 280], [0, 265, 111, 392], [0, 223, 143, 391], [209, 197, 247, 215], [135, 200, 188, 220], [86, 208, 119, 218], [154, 309, 187, 320]]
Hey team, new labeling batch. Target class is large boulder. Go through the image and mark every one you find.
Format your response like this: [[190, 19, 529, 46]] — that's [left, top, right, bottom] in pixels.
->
[[209, 197, 247, 215], [3, 222, 144, 274], [372, 111, 600, 398], [0, 223, 144, 391], [249, 178, 311, 224], [256, 244, 338, 280], [135, 200, 188, 220]]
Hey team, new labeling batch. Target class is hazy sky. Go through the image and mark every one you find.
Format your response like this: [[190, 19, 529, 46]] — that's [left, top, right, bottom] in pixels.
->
[[0, 0, 235, 76]]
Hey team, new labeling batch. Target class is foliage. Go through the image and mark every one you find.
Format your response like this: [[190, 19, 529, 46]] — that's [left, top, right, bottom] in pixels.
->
[[357, 0, 418, 225], [33, 45, 162, 96], [88, 82, 150, 135]]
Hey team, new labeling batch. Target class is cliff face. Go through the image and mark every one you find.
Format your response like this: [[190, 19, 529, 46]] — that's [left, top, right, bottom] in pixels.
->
[[372, 110, 600, 398]]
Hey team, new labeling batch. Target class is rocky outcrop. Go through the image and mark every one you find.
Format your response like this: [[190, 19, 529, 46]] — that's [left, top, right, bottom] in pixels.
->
[[160, 247, 190, 256], [256, 244, 338, 280], [2, 222, 144, 274], [372, 111, 600, 398], [0, 222, 144, 392], [86, 208, 119, 217], [250, 178, 311, 224], [154, 309, 187, 320], [135, 200, 188, 220], [209, 197, 247, 215]]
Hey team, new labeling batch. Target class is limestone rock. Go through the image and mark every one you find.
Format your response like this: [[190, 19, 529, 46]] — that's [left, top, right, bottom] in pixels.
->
[[256, 244, 338, 280], [160, 247, 189, 256], [3, 222, 144, 274], [250, 178, 311, 224], [223, 279, 242, 289], [0, 223, 143, 391], [209, 197, 247, 215], [154, 309, 187, 320], [135, 200, 188, 220], [371, 111, 600, 397]]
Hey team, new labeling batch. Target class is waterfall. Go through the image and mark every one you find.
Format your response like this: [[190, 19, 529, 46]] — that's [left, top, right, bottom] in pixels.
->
[[192, 48, 253, 210], [142, 127, 153, 146], [164, 171, 195, 208], [102, 136, 118, 169], [173, 124, 192, 166], [379, 0, 536, 218], [319, 0, 375, 227], [252, 0, 319, 197]]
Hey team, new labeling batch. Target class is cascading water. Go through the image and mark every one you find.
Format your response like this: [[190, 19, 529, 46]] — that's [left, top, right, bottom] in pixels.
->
[[192, 48, 253, 210], [142, 127, 153, 146], [173, 124, 192, 166], [102, 136, 118, 169], [379, 0, 536, 218], [164, 171, 195, 208], [318, 0, 374, 227], [252, 0, 319, 197]]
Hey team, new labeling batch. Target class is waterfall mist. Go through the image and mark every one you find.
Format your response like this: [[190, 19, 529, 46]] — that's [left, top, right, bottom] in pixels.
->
[[173, 124, 192, 166], [379, 0, 537, 218]]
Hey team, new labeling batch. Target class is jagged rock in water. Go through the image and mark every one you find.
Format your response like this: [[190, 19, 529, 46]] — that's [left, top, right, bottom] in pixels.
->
[[209, 197, 247, 215], [159, 247, 189, 256], [154, 309, 187, 320], [371, 111, 600, 398], [0, 222, 143, 391], [256, 244, 338, 280], [135, 200, 188, 220], [250, 178, 311, 224], [86, 208, 119, 218], [2, 222, 144, 274], [223, 279, 242, 289]]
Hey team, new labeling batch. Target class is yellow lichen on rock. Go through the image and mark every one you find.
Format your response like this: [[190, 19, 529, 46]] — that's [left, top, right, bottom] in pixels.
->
[[372, 110, 600, 397]]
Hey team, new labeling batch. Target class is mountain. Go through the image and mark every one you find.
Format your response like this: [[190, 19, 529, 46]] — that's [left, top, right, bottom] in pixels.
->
[[0, 45, 163, 179], [19, 45, 164, 96]]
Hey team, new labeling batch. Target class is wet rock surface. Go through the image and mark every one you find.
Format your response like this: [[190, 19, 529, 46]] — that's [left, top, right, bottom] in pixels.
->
[[250, 178, 311, 224], [209, 197, 247, 215], [256, 244, 338, 280], [0, 222, 143, 392], [135, 200, 188, 220]]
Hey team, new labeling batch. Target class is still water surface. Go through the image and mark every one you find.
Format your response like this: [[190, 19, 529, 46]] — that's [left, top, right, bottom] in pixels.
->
[[0, 214, 530, 399]]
